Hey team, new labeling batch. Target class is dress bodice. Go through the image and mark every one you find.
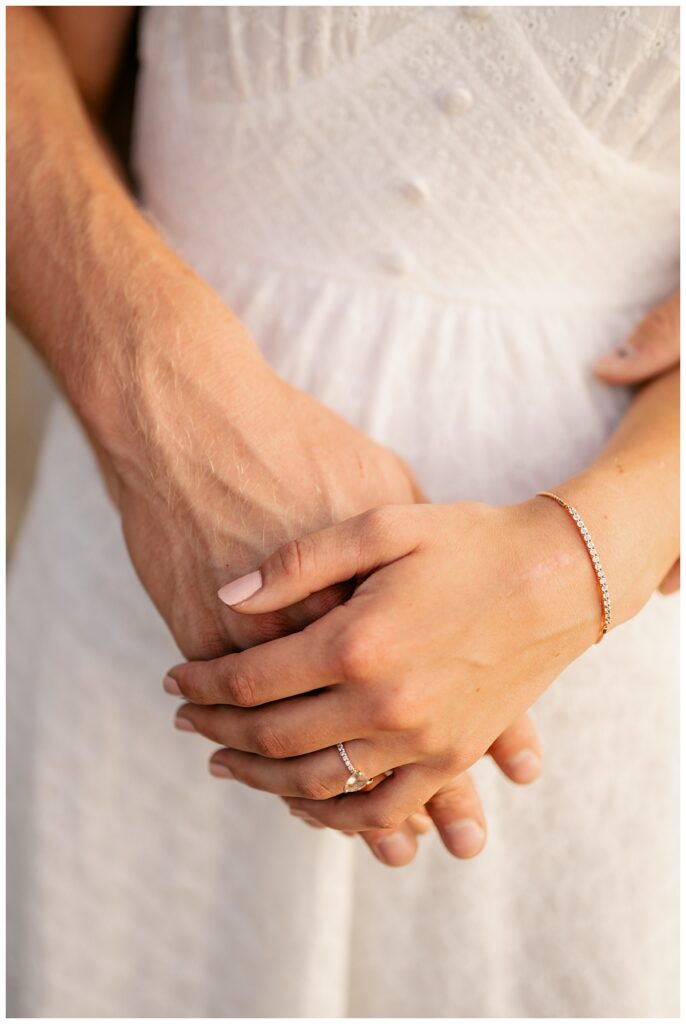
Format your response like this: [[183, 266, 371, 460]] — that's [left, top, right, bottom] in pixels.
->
[[134, 5, 679, 308]]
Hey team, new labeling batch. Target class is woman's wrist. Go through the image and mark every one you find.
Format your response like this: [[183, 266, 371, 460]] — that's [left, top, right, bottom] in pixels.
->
[[525, 368, 679, 636], [506, 498, 601, 652]]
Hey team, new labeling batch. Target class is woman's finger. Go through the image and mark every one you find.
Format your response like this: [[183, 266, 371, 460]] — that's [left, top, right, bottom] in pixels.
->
[[593, 292, 679, 384], [285, 763, 438, 833], [488, 713, 542, 785], [164, 610, 346, 706], [424, 773, 488, 859], [207, 737, 402, 800], [216, 505, 420, 615], [174, 688, 368, 759], [284, 796, 431, 866]]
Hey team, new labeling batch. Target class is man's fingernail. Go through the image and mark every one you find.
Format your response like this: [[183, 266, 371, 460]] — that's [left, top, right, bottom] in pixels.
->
[[375, 833, 415, 866], [289, 807, 311, 819], [174, 715, 196, 733], [163, 674, 182, 696], [409, 812, 434, 833], [506, 748, 541, 783], [209, 761, 234, 779], [444, 818, 485, 858], [218, 571, 263, 607]]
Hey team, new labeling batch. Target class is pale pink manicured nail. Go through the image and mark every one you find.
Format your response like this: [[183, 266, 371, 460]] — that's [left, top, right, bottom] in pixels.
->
[[217, 571, 263, 607], [375, 833, 415, 866], [506, 748, 541, 784], [174, 715, 196, 732], [163, 674, 182, 696], [209, 761, 234, 779], [444, 818, 485, 858]]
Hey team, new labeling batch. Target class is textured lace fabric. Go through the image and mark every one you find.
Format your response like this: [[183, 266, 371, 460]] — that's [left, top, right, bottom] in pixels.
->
[[136, 5, 678, 305], [7, 7, 679, 1018]]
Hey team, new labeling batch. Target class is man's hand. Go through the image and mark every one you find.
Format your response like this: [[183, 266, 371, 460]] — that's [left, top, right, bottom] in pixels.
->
[[102, 299, 426, 659], [7, 6, 546, 865], [7, 7, 423, 658]]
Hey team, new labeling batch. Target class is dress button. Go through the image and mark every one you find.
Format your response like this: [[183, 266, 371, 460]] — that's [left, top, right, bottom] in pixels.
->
[[400, 177, 430, 204], [438, 87, 473, 116], [463, 6, 491, 19], [381, 249, 413, 275]]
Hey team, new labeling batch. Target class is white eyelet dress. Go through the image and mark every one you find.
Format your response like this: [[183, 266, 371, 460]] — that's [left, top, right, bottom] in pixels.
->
[[7, 7, 679, 1017]]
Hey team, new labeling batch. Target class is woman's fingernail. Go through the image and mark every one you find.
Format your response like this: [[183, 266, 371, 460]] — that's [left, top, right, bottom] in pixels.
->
[[174, 715, 196, 732], [217, 571, 263, 607], [163, 674, 182, 696], [409, 812, 434, 833], [209, 761, 234, 779], [375, 833, 415, 866], [506, 748, 541, 784], [444, 818, 485, 858]]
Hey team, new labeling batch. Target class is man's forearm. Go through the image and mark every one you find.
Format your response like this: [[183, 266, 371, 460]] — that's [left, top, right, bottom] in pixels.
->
[[7, 8, 251, 456]]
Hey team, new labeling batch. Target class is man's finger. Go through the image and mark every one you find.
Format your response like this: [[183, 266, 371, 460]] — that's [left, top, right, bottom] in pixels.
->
[[488, 713, 542, 785], [424, 773, 487, 859]]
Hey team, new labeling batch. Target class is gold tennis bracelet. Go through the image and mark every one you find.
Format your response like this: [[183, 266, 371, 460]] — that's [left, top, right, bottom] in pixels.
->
[[536, 491, 611, 643]]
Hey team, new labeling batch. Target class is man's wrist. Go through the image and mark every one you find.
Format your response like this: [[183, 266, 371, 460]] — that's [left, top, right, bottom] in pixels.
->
[[81, 282, 264, 481], [47, 207, 262, 473]]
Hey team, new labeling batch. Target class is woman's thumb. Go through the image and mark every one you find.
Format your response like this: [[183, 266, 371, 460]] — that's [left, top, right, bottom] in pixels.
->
[[217, 507, 408, 614]]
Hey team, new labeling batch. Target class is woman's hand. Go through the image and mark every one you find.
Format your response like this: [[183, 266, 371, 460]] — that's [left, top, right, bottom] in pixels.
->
[[286, 713, 542, 866], [166, 498, 588, 833], [594, 291, 680, 594], [165, 305, 678, 846]]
